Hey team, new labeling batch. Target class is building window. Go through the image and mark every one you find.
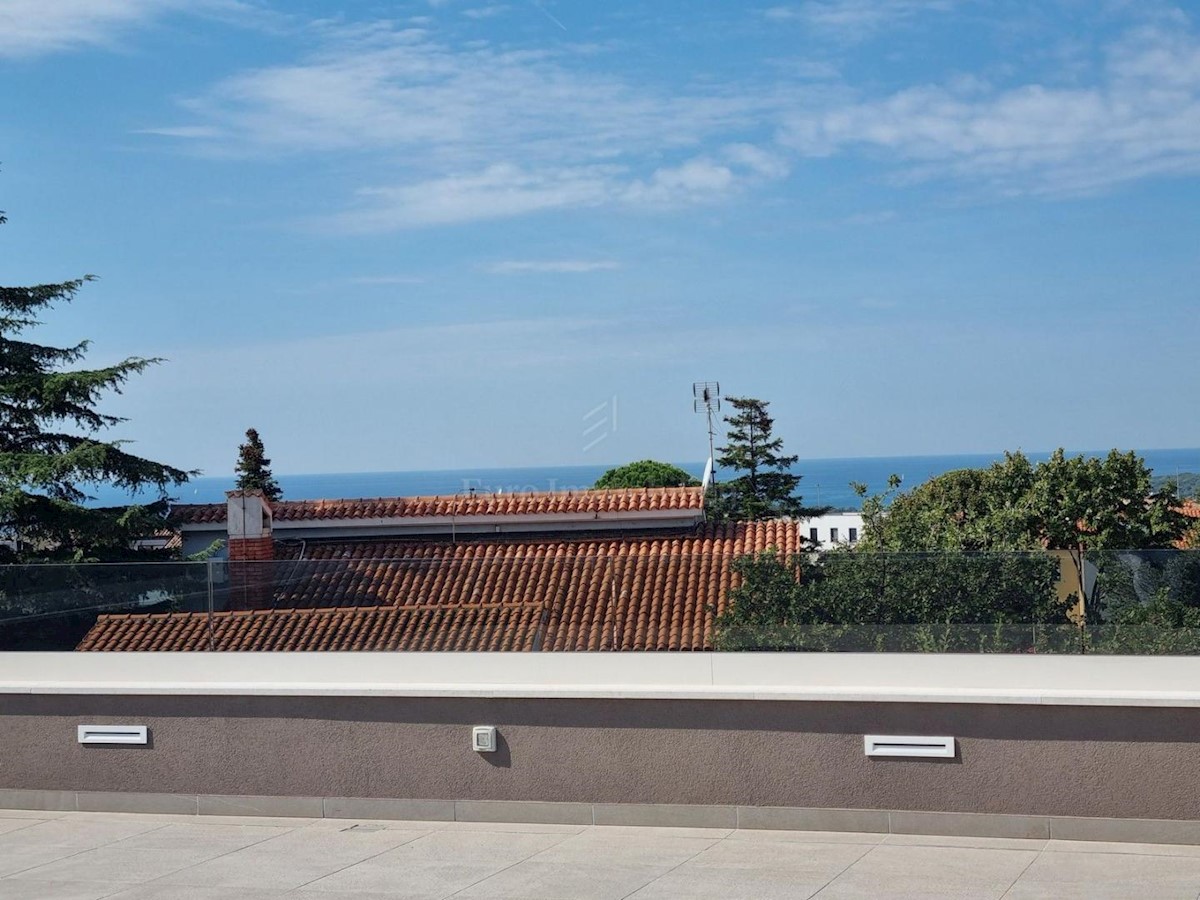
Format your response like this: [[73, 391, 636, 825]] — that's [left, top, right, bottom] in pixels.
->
[[809, 527, 819, 544], [849, 527, 858, 543], [830, 527, 839, 542]]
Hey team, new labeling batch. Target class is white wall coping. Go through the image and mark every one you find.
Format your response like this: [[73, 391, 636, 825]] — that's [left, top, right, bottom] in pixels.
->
[[4, 652, 1200, 707]]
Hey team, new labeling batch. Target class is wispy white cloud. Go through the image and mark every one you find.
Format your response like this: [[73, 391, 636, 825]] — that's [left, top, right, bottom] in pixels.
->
[[135, 125, 226, 139], [761, 6, 801, 22], [462, 5, 509, 20], [326, 164, 614, 230], [162, 25, 789, 163], [771, 59, 842, 81], [327, 148, 785, 230], [140, 8, 1200, 224], [762, 0, 956, 36], [143, 21, 797, 227], [0, 0, 175, 57], [722, 143, 791, 179], [348, 274, 428, 286], [0, 0, 268, 59], [621, 158, 738, 208], [485, 259, 620, 274], [780, 22, 1200, 195]]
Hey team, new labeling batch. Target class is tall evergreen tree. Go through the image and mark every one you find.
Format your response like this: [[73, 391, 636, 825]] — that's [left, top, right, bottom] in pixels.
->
[[0, 205, 193, 561], [707, 396, 828, 524], [234, 428, 282, 501]]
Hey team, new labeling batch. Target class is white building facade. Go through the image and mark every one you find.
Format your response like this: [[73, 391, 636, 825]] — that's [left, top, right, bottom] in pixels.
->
[[802, 512, 865, 548]]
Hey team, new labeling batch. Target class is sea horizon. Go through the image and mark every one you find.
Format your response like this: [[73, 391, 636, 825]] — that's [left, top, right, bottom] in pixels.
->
[[84, 447, 1200, 512]]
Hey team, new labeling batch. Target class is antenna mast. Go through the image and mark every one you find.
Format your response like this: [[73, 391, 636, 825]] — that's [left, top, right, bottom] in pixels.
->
[[693, 381, 721, 487]]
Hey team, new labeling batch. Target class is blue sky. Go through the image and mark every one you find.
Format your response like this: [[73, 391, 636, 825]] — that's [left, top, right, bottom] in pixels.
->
[[1, 0, 1198, 476]]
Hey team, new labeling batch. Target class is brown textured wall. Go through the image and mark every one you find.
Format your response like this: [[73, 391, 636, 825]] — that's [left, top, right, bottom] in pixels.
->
[[3, 694, 1200, 820]]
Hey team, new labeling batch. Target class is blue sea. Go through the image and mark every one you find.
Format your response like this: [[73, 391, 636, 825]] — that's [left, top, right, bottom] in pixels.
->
[[85, 448, 1200, 511]]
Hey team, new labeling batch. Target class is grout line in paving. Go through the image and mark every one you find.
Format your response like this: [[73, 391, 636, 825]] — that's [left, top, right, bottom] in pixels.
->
[[442, 829, 579, 899], [801, 839, 880, 899], [289, 828, 436, 892], [128, 818, 312, 889], [999, 842, 1047, 899], [0, 846, 99, 882], [1046, 841, 1200, 860], [0, 819, 176, 881], [616, 834, 725, 900], [22, 812, 1200, 898], [0, 817, 58, 838], [90, 881, 143, 900]]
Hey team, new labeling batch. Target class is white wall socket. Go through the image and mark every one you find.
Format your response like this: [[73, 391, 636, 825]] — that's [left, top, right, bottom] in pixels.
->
[[472, 725, 497, 753]]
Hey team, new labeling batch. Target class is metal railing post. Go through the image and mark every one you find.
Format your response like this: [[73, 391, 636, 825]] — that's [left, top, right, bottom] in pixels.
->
[[206, 559, 216, 652]]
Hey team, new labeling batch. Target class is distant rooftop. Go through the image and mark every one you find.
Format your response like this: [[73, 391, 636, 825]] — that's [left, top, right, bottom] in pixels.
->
[[80, 520, 801, 652], [170, 486, 705, 526]]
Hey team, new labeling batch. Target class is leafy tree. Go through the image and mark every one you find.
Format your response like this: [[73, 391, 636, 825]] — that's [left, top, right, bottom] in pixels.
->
[[1185, 516, 1200, 551], [594, 460, 699, 489], [856, 453, 1039, 552], [713, 447, 1195, 653], [856, 449, 1189, 621], [234, 427, 282, 501], [712, 548, 1068, 652], [1031, 449, 1187, 618], [707, 396, 828, 524], [711, 548, 801, 641], [1083, 566, 1200, 655], [0, 203, 193, 562], [860, 450, 1186, 553]]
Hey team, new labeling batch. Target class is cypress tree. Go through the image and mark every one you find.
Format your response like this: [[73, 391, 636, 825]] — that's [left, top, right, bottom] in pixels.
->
[[234, 428, 282, 501]]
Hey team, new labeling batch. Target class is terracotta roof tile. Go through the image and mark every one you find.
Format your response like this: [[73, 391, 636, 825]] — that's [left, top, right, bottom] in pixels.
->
[[1176, 501, 1200, 548], [79, 521, 798, 652], [170, 487, 704, 526], [79, 604, 546, 652]]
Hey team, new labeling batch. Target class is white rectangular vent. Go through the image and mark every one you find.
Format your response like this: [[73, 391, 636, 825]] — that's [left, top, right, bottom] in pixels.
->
[[77, 725, 148, 746], [472, 725, 497, 753], [864, 734, 954, 759]]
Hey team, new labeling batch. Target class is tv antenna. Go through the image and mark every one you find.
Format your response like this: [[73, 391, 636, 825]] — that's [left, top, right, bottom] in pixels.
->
[[693, 381, 720, 487]]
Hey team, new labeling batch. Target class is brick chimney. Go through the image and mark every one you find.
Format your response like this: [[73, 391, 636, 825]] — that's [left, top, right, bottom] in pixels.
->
[[226, 489, 274, 561], [226, 489, 275, 610]]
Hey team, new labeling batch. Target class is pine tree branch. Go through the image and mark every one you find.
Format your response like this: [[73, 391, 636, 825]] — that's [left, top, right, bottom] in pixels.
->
[[0, 337, 90, 372], [1, 441, 195, 500], [0, 277, 93, 328]]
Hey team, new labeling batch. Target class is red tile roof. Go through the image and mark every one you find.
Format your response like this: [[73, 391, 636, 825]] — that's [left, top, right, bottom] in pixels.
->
[[1178, 502, 1200, 549], [170, 487, 705, 526], [80, 603, 547, 652], [79, 521, 799, 652]]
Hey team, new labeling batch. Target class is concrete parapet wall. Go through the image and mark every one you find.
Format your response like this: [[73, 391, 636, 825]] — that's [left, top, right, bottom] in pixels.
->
[[2, 692, 1200, 825]]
